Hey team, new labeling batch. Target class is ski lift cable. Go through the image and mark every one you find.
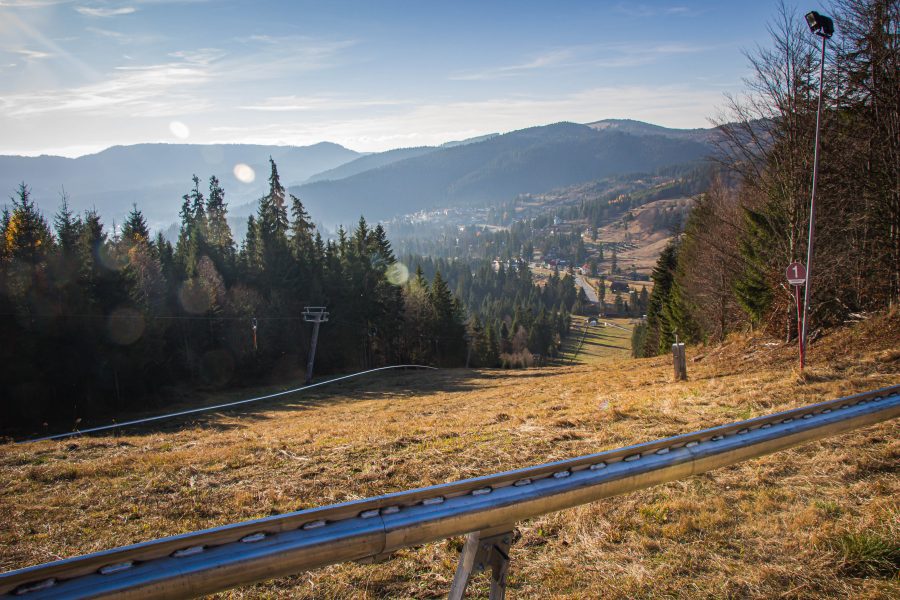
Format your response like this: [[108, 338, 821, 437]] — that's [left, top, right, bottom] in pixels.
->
[[20, 364, 438, 444]]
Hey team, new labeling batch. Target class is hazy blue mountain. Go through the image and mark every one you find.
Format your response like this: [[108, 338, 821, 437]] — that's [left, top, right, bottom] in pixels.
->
[[305, 147, 435, 183], [2, 119, 719, 234], [586, 119, 717, 143], [0, 142, 359, 229], [288, 122, 715, 227], [439, 133, 498, 148], [304, 133, 500, 183]]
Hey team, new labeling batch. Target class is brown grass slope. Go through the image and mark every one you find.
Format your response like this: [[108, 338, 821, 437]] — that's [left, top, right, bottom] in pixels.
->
[[1, 310, 898, 598]]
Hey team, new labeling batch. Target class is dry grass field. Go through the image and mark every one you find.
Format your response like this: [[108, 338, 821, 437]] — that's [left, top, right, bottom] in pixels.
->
[[1, 311, 898, 599], [556, 315, 633, 364]]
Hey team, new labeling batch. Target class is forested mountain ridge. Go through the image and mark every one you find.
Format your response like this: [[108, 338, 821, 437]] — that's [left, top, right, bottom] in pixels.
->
[[1, 121, 718, 235], [304, 146, 437, 183], [302, 133, 501, 183], [288, 122, 715, 226], [585, 119, 718, 144]]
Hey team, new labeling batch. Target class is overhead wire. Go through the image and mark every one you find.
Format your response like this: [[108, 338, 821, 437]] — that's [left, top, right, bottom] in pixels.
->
[[20, 364, 438, 444]]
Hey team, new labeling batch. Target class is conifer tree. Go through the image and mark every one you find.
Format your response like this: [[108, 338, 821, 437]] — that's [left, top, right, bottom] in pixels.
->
[[205, 175, 235, 279], [240, 215, 260, 278], [54, 193, 81, 257], [289, 194, 315, 258], [3, 183, 53, 267], [642, 241, 679, 356], [121, 203, 150, 246]]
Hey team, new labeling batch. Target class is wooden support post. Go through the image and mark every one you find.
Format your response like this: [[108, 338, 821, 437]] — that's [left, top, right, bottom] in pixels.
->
[[672, 342, 687, 381]]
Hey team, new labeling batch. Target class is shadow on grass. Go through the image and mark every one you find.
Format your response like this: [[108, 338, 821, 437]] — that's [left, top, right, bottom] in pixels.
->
[[13, 368, 493, 443]]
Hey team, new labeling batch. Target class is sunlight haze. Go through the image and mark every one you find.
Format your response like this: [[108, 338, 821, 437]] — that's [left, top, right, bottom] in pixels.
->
[[1, 0, 815, 156]]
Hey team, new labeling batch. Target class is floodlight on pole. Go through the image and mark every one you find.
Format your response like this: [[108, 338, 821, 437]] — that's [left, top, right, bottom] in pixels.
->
[[805, 11, 834, 38], [799, 10, 834, 370]]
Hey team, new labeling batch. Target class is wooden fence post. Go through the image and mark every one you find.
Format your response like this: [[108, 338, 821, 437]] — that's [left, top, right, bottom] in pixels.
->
[[672, 342, 687, 381]]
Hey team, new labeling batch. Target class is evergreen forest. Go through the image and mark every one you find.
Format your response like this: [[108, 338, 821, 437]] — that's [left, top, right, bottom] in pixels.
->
[[0, 159, 576, 429]]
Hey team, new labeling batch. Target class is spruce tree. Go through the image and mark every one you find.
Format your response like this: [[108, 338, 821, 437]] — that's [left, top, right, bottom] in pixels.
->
[[3, 183, 53, 267], [121, 203, 150, 246], [54, 193, 81, 257], [255, 159, 292, 295], [205, 175, 235, 279]]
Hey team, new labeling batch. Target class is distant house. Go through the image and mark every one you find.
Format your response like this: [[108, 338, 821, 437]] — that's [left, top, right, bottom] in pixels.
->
[[610, 281, 631, 293]]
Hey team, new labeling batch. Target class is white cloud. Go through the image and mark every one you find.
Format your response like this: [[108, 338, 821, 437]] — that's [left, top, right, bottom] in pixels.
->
[[211, 85, 721, 152], [4, 10, 100, 77], [1, 59, 212, 117], [14, 48, 52, 59], [0, 1, 73, 7], [450, 48, 578, 81], [0, 33, 355, 120], [75, 6, 136, 17], [240, 95, 408, 113], [85, 26, 126, 39], [614, 4, 700, 18], [451, 43, 709, 81], [85, 26, 162, 45], [588, 42, 710, 68], [229, 35, 357, 78], [167, 48, 226, 65]]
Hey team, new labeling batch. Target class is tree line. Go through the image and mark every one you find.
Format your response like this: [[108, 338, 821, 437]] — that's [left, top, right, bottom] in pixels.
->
[[410, 256, 578, 367], [0, 159, 567, 429], [634, 0, 898, 357]]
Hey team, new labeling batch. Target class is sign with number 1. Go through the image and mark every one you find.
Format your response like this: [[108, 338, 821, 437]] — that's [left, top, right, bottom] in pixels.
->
[[786, 262, 807, 286]]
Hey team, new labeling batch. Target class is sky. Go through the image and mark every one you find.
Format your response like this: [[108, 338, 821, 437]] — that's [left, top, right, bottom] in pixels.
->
[[0, 0, 827, 157]]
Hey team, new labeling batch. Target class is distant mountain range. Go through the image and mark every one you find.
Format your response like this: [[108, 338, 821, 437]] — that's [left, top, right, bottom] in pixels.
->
[[304, 147, 435, 184], [285, 121, 715, 226], [303, 134, 498, 184], [1, 120, 718, 232], [0, 143, 360, 230]]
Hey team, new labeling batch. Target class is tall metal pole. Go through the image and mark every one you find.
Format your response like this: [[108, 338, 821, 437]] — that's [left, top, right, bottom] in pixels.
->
[[795, 286, 804, 367], [800, 34, 828, 369], [303, 307, 328, 385]]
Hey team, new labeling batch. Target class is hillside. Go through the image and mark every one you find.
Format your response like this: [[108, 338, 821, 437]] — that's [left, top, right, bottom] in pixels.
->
[[289, 122, 714, 227], [1, 311, 897, 598], [0, 143, 360, 229], [304, 146, 436, 183], [596, 196, 696, 276], [0, 120, 717, 233], [586, 118, 718, 144], [303, 134, 501, 184]]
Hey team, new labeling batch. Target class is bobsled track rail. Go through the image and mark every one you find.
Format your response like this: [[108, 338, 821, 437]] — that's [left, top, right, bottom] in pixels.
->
[[21, 365, 439, 444], [2, 384, 898, 599]]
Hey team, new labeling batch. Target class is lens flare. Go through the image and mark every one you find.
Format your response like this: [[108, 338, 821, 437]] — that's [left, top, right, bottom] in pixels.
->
[[233, 163, 255, 183], [169, 121, 190, 140], [96, 243, 127, 271], [201, 348, 235, 386], [386, 261, 409, 286], [179, 281, 211, 315], [107, 307, 144, 345]]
